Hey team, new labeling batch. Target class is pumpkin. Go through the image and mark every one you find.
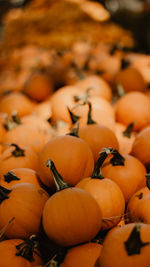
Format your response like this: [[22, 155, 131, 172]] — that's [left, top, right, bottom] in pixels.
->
[[0, 168, 41, 189], [50, 85, 83, 124], [42, 159, 102, 247], [101, 148, 146, 203], [99, 223, 150, 267], [32, 100, 52, 120], [76, 74, 112, 101], [62, 242, 102, 267], [0, 144, 38, 176], [115, 92, 150, 131], [115, 122, 136, 154], [114, 67, 146, 93], [38, 132, 94, 188], [2, 124, 52, 154], [79, 116, 119, 162], [0, 237, 42, 267], [0, 183, 49, 238], [131, 126, 150, 167], [76, 148, 125, 230], [0, 92, 35, 117], [126, 186, 150, 224], [24, 71, 54, 102]]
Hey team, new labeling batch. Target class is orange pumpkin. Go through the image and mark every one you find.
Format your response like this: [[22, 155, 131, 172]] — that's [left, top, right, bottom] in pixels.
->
[[0, 183, 49, 238], [0, 237, 42, 267], [38, 133, 94, 188], [76, 75, 112, 101], [62, 242, 102, 267], [101, 148, 146, 203], [0, 168, 41, 189], [0, 144, 38, 176], [115, 122, 136, 154], [42, 159, 102, 247], [24, 72, 54, 102], [115, 92, 150, 131], [76, 148, 125, 230], [2, 124, 52, 154], [131, 126, 150, 167], [99, 223, 150, 267], [114, 67, 146, 93], [0, 92, 35, 117]]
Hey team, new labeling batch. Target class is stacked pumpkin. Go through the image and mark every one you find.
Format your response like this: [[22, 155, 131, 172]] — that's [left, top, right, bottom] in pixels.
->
[[0, 38, 150, 267]]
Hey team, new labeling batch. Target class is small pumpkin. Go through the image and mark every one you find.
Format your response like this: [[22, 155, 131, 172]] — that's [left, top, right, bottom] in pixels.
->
[[62, 242, 102, 267], [0, 144, 38, 176], [38, 130, 94, 188], [0, 236, 42, 267], [42, 159, 102, 247], [76, 148, 125, 230], [0, 183, 49, 238], [99, 223, 150, 267]]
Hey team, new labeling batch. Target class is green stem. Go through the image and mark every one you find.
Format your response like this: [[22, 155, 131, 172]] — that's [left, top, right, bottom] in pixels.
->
[[6, 143, 25, 157], [124, 224, 150, 255], [46, 159, 69, 191], [4, 171, 20, 183]]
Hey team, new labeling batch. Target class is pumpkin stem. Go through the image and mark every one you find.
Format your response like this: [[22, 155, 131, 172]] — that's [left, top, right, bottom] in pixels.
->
[[66, 122, 79, 137], [91, 147, 114, 179], [124, 224, 150, 255], [46, 159, 69, 191], [4, 171, 20, 183], [3, 114, 20, 131], [109, 148, 125, 166], [0, 217, 15, 240], [16, 235, 40, 262], [11, 111, 22, 125], [0, 185, 11, 203], [73, 88, 90, 103], [123, 122, 135, 138], [44, 255, 58, 267], [145, 173, 150, 190], [67, 107, 80, 124], [87, 101, 96, 125], [116, 83, 125, 98], [121, 59, 131, 70], [71, 61, 85, 80], [6, 143, 25, 157]]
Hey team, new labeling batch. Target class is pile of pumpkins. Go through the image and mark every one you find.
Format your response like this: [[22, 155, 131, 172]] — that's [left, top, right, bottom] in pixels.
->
[[0, 41, 150, 267]]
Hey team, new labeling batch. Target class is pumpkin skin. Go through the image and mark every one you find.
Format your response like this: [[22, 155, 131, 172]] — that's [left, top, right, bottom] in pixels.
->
[[101, 154, 146, 203], [128, 194, 150, 224], [115, 92, 150, 131], [115, 122, 136, 155], [0, 92, 35, 117], [62, 242, 102, 267], [50, 86, 83, 124], [32, 100, 52, 120], [24, 72, 54, 102], [0, 239, 42, 267], [42, 187, 102, 247], [126, 187, 150, 223], [114, 67, 146, 93], [0, 145, 38, 176], [0, 168, 41, 189], [2, 125, 52, 154], [76, 176, 125, 230], [131, 126, 150, 167], [79, 124, 119, 162], [99, 223, 150, 267], [0, 183, 49, 238], [38, 135, 94, 188], [76, 74, 112, 101]]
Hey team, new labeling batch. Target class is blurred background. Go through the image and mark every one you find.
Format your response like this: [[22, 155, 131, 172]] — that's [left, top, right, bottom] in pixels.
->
[[0, 0, 149, 53]]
